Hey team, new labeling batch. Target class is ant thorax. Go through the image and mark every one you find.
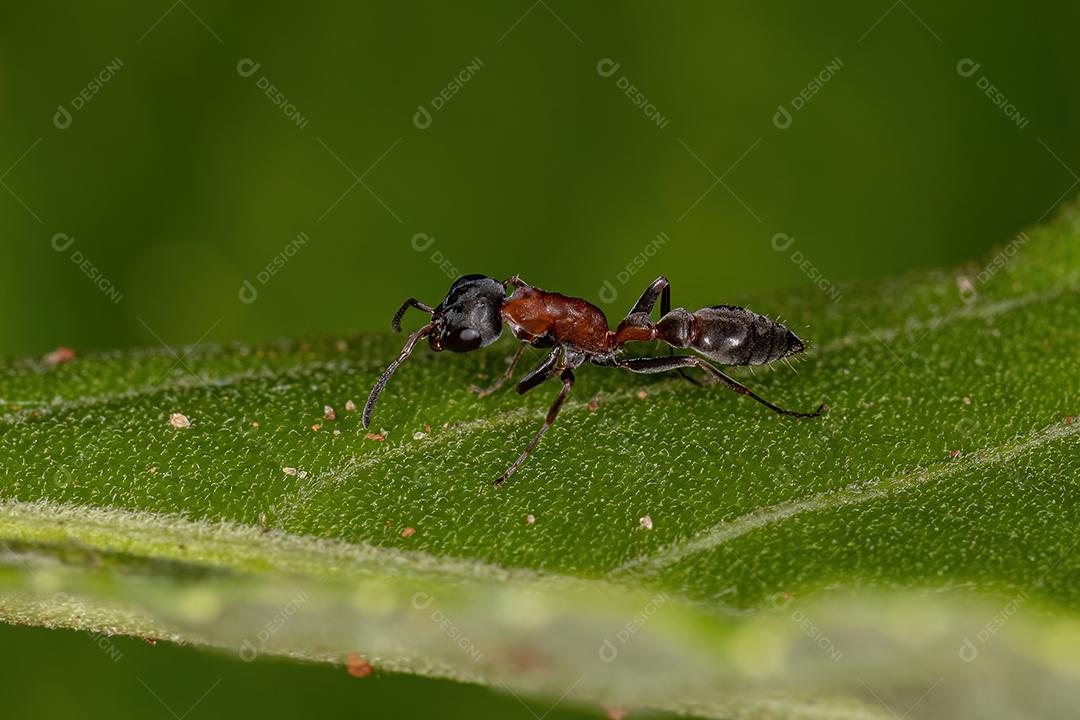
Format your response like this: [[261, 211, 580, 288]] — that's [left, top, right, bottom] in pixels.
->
[[501, 285, 611, 354]]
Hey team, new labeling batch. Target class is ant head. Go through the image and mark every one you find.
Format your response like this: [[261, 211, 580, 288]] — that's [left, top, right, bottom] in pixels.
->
[[431, 275, 506, 353]]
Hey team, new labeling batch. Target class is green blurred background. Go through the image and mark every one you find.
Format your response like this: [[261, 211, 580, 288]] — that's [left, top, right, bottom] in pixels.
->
[[2, 1, 1078, 717], [3, 1, 1079, 359]]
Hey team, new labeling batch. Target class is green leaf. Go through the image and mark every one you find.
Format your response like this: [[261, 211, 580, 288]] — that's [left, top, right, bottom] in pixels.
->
[[2, 203, 1079, 719]]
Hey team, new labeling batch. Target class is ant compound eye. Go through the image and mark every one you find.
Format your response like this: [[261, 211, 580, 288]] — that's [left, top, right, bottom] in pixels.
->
[[444, 327, 483, 352]]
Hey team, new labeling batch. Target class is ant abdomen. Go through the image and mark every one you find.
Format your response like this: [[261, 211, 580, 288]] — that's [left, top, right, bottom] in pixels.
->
[[658, 305, 805, 366]]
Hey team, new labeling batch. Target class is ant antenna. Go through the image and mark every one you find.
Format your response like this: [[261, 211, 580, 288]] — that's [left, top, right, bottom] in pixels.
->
[[392, 298, 435, 332], [363, 322, 435, 428]]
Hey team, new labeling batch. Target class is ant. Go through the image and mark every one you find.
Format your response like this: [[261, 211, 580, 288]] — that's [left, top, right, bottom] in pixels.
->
[[364, 274, 826, 485]]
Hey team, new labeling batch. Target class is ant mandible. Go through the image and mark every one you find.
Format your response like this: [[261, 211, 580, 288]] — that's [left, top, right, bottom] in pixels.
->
[[363, 274, 826, 485]]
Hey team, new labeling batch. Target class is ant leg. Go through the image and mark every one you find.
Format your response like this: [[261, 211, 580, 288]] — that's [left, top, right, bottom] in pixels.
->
[[469, 345, 525, 397], [628, 275, 669, 315], [363, 322, 436, 428], [503, 275, 528, 290], [516, 346, 561, 394], [616, 355, 825, 418], [392, 298, 435, 332], [626, 278, 697, 384], [657, 281, 705, 387], [496, 368, 575, 485], [627, 276, 703, 386]]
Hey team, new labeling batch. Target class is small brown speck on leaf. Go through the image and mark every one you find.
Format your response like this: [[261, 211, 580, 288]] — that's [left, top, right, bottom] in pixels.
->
[[963, 397, 972, 406], [344, 399, 358, 412], [502, 644, 552, 673], [424, 424, 432, 432], [588, 394, 601, 411], [950, 450, 960, 458], [401, 526, 415, 538], [639, 515, 653, 530], [311, 424, 321, 432], [335, 339, 349, 353], [148, 466, 157, 474], [1067, 416, 1075, 426], [283, 467, 298, 476], [365, 432, 385, 442], [251, 421, 260, 428], [346, 653, 373, 678], [604, 707, 629, 720], [635, 389, 649, 400], [169, 413, 191, 429], [43, 346, 76, 366], [526, 514, 536, 524], [324, 405, 336, 420]]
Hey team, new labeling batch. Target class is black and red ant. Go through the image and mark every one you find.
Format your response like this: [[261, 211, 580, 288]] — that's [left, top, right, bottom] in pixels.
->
[[364, 274, 826, 484]]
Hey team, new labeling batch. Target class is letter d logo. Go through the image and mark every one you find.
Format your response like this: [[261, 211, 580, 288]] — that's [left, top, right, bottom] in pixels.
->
[[238, 280, 259, 304], [51, 232, 75, 252], [596, 58, 620, 78], [770, 232, 795, 252], [238, 639, 259, 662], [597, 279, 618, 305], [236, 58, 261, 78], [773, 104, 792, 130], [956, 58, 980, 78], [411, 232, 434, 252], [413, 105, 432, 130], [53, 105, 73, 130]]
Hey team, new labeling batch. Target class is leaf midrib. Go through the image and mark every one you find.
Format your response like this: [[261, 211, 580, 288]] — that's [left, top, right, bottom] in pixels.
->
[[612, 417, 1080, 578]]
